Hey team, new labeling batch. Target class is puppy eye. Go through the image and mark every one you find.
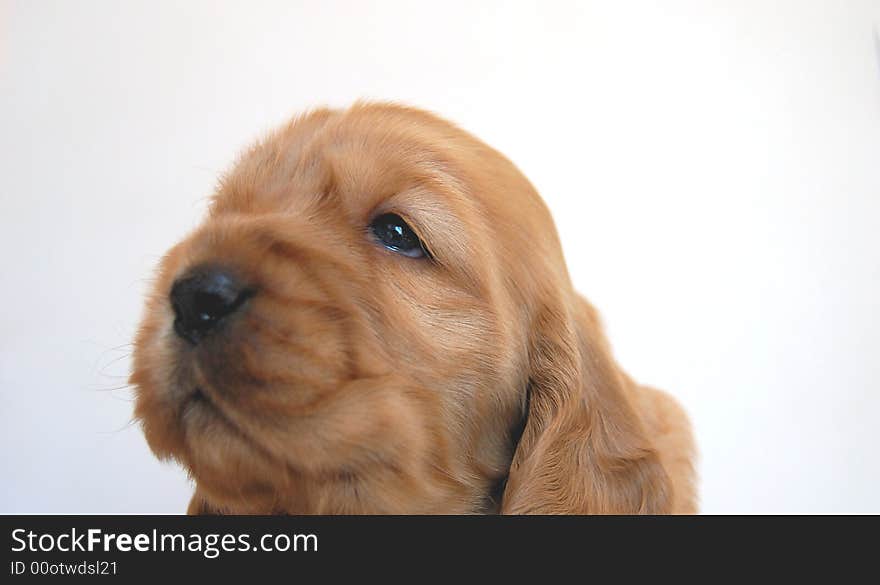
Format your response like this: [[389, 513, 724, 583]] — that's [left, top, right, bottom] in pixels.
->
[[369, 213, 428, 259]]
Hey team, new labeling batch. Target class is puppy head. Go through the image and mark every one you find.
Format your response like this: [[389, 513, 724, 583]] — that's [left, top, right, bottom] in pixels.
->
[[131, 103, 669, 513]]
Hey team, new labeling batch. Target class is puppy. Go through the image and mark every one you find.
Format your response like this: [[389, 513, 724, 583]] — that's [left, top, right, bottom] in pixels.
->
[[131, 103, 697, 514]]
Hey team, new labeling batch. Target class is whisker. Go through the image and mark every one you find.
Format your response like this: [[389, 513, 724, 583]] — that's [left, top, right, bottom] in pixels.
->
[[92, 383, 134, 393], [96, 418, 139, 436]]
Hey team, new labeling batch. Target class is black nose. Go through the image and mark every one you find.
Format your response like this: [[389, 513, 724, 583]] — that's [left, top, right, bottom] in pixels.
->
[[170, 267, 252, 344]]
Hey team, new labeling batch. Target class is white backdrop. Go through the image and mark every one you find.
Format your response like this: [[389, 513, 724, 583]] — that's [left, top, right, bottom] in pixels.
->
[[2, 0, 878, 513]]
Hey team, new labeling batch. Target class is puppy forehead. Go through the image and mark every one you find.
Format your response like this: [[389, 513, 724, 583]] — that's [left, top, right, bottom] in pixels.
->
[[304, 106, 479, 212], [213, 105, 484, 232]]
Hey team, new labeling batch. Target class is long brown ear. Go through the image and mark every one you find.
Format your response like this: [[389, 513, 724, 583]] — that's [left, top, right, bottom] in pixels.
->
[[501, 293, 672, 514]]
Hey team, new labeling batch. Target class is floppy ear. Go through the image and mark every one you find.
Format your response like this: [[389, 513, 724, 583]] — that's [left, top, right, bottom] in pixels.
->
[[501, 293, 672, 514]]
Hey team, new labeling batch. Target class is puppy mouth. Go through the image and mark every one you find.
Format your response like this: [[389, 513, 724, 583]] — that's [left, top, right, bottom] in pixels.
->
[[181, 385, 249, 433], [179, 384, 264, 455], [182, 386, 212, 413], [179, 384, 272, 457], [175, 382, 302, 490], [180, 385, 233, 429], [189, 386, 209, 405]]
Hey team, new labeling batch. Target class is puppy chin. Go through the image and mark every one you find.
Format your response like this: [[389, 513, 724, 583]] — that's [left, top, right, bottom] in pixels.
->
[[177, 409, 286, 512], [135, 375, 288, 511]]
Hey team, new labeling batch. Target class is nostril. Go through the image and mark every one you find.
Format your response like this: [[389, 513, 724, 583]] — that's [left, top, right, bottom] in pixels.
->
[[170, 267, 253, 344]]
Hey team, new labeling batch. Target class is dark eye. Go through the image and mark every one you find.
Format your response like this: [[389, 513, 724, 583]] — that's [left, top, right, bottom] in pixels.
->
[[369, 213, 428, 258]]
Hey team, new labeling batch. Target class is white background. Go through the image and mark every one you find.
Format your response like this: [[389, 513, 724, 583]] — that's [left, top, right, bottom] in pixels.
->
[[2, 0, 878, 513]]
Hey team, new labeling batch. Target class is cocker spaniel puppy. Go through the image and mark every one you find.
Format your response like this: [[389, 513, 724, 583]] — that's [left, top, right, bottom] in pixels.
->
[[131, 103, 697, 514]]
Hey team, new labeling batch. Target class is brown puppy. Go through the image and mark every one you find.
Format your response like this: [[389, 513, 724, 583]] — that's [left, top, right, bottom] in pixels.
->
[[131, 103, 697, 514]]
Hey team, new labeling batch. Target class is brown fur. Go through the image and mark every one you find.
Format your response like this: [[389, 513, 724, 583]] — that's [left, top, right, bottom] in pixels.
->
[[131, 102, 697, 514]]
